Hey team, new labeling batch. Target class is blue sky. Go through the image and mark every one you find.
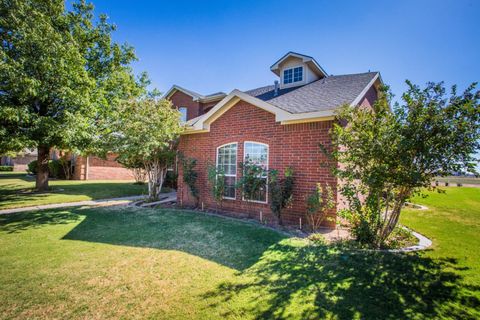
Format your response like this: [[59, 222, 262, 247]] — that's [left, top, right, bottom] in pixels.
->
[[81, 0, 479, 168], [87, 0, 479, 101]]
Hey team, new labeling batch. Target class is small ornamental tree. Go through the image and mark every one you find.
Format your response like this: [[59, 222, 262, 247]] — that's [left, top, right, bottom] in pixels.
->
[[181, 157, 199, 206], [0, 0, 143, 191], [328, 82, 480, 247], [305, 183, 335, 231], [110, 98, 182, 201], [268, 167, 294, 225]]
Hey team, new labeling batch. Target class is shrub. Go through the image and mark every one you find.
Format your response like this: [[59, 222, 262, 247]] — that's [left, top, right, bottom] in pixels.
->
[[27, 160, 38, 175], [268, 167, 294, 225], [48, 159, 62, 178], [207, 164, 226, 211], [164, 170, 178, 189], [181, 157, 199, 206], [0, 165, 13, 171], [305, 183, 335, 231]]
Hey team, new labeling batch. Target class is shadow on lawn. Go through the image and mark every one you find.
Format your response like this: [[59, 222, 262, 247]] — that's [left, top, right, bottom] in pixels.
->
[[59, 207, 285, 271], [1, 207, 478, 319], [0, 210, 81, 234], [202, 241, 480, 319]]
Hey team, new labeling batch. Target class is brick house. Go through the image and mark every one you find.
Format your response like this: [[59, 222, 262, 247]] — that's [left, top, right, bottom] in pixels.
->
[[169, 52, 382, 227]]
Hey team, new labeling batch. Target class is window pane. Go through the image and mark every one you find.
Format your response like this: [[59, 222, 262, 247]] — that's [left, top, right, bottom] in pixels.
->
[[243, 142, 268, 202], [224, 176, 236, 198], [283, 68, 293, 84], [293, 67, 303, 82], [179, 107, 188, 122], [216, 143, 237, 198]]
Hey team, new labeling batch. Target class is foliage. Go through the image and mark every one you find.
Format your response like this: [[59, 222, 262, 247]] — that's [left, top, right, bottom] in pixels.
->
[[48, 160, 62, 179], [116, 157, 146, 184], [108, 97, 182, 201], [27, 160, 38, 175], [181, 157, 199, 206], [57, 156, 72, 180], [237, 158, 267, 201], [328, 82, 480, 247], [164, 170, 178, 189], [207, 164, 226, 210], [0, 0, 145, 190], [268, 167, 294, 225], [305, 183, 335, 231], [0, 166, 13, 172]]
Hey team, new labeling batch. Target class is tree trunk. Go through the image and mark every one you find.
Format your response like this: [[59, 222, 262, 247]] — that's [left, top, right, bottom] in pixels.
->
[[146, 160, 167, 201], [36, 145, 50, 192]]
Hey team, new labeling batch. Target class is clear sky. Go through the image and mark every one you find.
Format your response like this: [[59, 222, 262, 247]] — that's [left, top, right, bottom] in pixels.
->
[[79, 0, 480, 168], [85, 0, 479, 100]]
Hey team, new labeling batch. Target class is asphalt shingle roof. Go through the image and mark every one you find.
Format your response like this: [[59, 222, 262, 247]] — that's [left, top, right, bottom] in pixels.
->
[[244, 72, 378, 113]]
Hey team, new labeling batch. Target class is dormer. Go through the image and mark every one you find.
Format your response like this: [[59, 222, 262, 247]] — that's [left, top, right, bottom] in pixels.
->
[[270, 52, 328, 89]]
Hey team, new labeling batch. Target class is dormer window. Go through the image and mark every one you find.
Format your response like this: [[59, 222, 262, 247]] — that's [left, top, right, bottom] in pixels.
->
[[283, 66, 303, 84]]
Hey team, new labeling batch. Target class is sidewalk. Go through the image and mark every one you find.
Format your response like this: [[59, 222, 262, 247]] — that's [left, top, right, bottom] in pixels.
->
[[0, 195, 145, 215]]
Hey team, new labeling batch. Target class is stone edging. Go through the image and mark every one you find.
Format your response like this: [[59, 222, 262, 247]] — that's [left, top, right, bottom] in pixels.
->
[[386, 227, 433, 253]]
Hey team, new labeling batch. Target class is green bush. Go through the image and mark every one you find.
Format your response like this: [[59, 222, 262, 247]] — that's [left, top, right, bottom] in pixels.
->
[[48, 160, 63, 178], [164, 170, 178, 189], [28, 159, 66, 178], [27, 160, 38, 175], [0, 165, 13, 171]]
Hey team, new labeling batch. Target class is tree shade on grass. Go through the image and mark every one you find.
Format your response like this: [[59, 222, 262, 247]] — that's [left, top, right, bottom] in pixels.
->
[[0, 172, 147, 209], [0, 188, 479, 319]]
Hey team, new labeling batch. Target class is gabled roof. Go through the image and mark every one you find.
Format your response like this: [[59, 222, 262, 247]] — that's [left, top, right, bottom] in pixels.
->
[[246, 72, 380, 113], [270, 51, 328, 78], [164, 85, 226, 103], [182, 71, 382, 134]]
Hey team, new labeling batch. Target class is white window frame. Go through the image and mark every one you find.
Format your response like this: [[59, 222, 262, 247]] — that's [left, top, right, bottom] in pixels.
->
[[283, 65, 304, 85], [242, 141, 269, 204], [216, 142, 238, 200]]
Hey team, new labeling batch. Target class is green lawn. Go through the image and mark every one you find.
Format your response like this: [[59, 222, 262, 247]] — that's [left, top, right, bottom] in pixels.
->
[[0, 172, 147, 209], [0, 188, 478, 319]]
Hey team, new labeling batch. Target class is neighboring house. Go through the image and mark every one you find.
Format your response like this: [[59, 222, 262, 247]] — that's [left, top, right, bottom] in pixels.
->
[[71, 154, 134, 180], [170, 52, 382, 227], [0, 149, 38, 171], [1, 148, 133, 180]]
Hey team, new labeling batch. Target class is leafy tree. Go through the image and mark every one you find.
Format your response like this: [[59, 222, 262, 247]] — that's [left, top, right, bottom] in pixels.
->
[[109, 97, 182, 201], [305, 183, 335, 231], [0, 0, 142, 191], [181, 157, 199, 206], [268, 167, 294, 225], [236, 159, 267, 218], [329, 82, 479, 247]]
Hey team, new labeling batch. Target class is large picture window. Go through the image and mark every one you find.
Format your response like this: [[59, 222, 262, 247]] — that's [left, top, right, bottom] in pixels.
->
[[216, 143, 237, 199], [243, 142, 268, 203]]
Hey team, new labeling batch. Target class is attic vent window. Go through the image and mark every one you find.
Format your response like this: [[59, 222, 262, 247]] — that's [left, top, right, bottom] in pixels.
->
[[283, 66, 303, 84]]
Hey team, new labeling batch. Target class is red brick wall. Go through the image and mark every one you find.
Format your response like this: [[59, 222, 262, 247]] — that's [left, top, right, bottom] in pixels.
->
[[72, 154, 134, 180], [178, 101, 338, 228], [169, 91, 202, 120]]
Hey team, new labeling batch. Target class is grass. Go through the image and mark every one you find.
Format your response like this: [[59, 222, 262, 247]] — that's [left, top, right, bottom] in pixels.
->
[[401, 187, 480, 295], [0, 172, 148, 209], [0, 187, 479, 319]]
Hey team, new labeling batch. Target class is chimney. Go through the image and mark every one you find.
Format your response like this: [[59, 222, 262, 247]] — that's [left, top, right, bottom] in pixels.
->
[[274, 80, 279, 96]]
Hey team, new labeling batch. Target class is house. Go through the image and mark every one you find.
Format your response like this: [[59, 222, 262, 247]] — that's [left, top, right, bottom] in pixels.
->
[[1, 148, 134, 180], [169, 52, 382, 227]]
